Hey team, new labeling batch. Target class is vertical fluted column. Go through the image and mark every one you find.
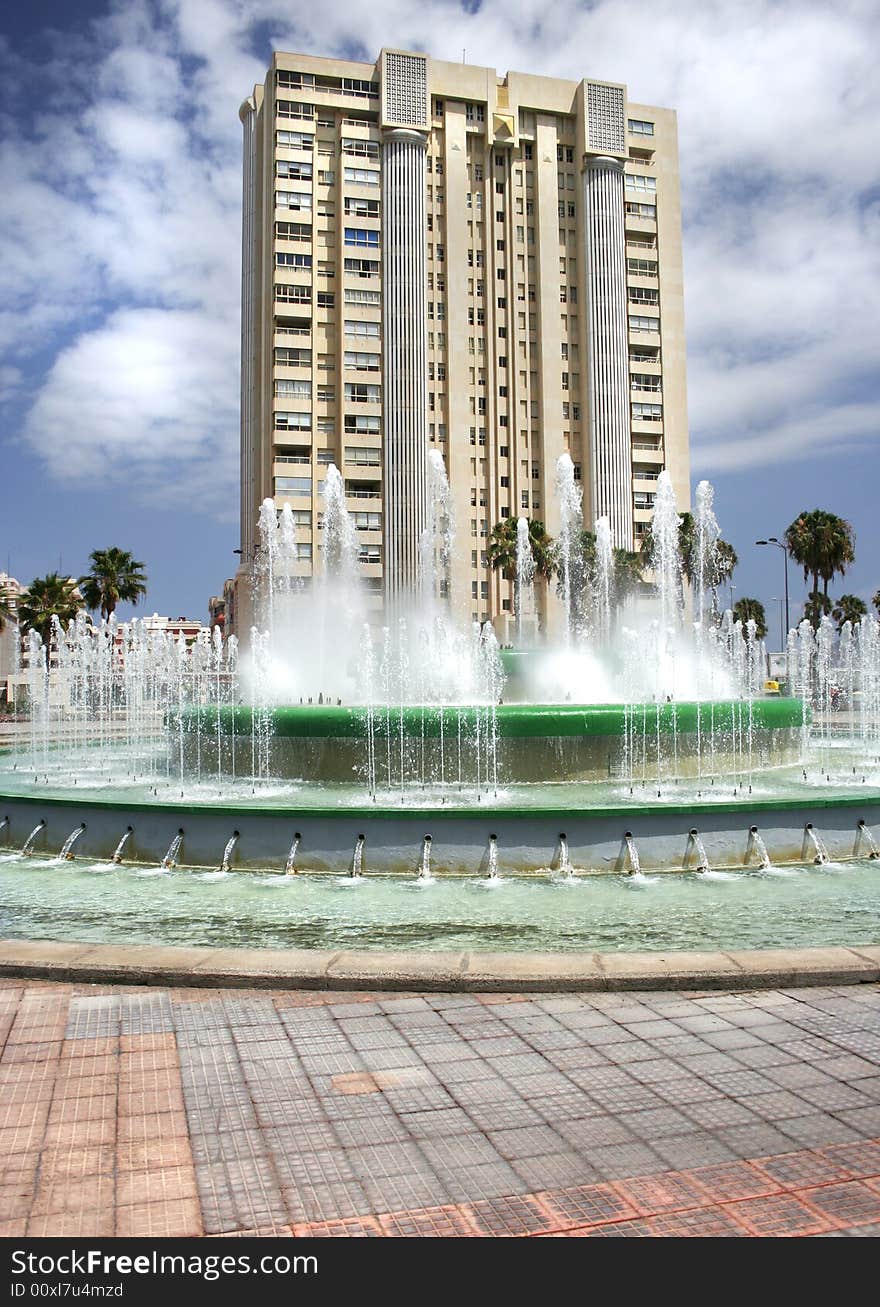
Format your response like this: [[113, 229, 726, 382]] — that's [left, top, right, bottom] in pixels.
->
[[381, 128, 429, 613], [583, 155, 633, 550], [239, 97, 258, 564]]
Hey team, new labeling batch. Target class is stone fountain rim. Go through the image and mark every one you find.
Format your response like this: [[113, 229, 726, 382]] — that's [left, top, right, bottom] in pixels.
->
[[0, 936, 877, 993], [2, 783, 878, 821]]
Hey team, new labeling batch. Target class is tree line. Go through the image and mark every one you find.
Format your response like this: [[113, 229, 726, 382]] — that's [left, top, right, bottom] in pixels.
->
[[487, 507, 874, 640], [0, 549, 147, 646]]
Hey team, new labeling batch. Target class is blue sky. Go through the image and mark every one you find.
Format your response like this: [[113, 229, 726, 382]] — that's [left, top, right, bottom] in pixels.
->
[[2, 0, 879, 635]]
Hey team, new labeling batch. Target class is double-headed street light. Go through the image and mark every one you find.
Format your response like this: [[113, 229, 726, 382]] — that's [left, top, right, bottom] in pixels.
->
[[756, 537, 791, 647]]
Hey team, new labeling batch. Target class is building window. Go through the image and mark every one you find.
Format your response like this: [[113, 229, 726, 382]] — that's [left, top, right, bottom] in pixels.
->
[[344, 350, 380, 371], [341, 138, 380, 158], [344, 257, 380, 278], [344, 382, 381, 404], [632, 402, 663, 422], [344, 288, 381, 306], [344, 197, 380, 218], [344, 227, 379, 248], [275, 220, 311, 242], [628, 118, 655, 136], [277, 130, 314, 150], [275, 190, 312, 211], [343, 442, 381, 461], [626, 173, 657, 193], [630, 373, 662, 392], [344, 166, 379, 186], [275, 379, 311, 398], [625, 201, 657, 220], [274, 476, 312, 495], [344, 319, 380, 337], [276, 100, 314, 121], [629, 313, 660, 333]]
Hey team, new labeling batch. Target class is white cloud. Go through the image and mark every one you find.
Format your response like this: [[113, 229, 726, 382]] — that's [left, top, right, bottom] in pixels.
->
[[2, 0, 879, 511]]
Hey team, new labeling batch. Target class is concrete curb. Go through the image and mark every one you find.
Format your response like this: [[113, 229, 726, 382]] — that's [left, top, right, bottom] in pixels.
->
[[1, 938, 878, 993]]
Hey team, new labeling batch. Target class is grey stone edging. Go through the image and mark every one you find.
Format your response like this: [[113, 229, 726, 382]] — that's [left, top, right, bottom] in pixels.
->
[[0, 938, 878, 993]]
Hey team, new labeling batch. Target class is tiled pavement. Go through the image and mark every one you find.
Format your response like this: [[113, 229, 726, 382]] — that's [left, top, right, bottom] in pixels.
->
[[2, 978, 880, 1237]]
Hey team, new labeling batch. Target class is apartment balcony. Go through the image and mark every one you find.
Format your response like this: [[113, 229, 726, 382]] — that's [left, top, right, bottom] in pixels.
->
[[628, 324, 660, 344], [631, 442, 664, 465], [273, 364, 313, 380], [624, 215, 657, 237], [273, 322, 311, 342]]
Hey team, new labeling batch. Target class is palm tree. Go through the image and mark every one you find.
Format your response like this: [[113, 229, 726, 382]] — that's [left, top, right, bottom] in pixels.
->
[[486, 519, 554, 582], [732, 597, 768, 640], [832, 594, 868, 631], [78, 547, 147, 621], [873, 589, 880, 619], [17, 574, 81, 648], [640, 512, 737, 611], [785, 510, 855, 626], [568, 531, 644, 606], [804, 590, 832, 628]]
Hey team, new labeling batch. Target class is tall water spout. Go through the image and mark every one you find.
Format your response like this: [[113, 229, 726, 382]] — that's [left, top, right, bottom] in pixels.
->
[[555, 454, 584, 644], [595, 516, 613, 644], [419, 450, 454, 608], [694, 480, 722, 624], [650, 471, 683, 635], [515, 516, 535, 645]]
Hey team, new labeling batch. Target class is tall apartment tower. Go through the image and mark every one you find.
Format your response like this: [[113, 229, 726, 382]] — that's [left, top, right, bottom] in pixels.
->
[[237, 49, 688, 634]]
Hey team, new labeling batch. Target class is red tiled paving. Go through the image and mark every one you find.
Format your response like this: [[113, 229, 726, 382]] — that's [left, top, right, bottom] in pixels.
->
[[2, 978, 880, 1238]]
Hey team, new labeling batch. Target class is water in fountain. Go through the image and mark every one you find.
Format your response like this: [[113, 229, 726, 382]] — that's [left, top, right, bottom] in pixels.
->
[[623, 833, 641, 875], [21, 821, 46, 855], [285, 833, 301, 874], [804, 825, 829, 865], [857, 821, 880, 859], [515, 516, 536, 645], [746, 827, 772, 869], [487, 834, 499, 880], [420, 449, 454, 607], [111, 828, 133, 864], [554, 453, 584, 644], [8, 459, 880, 815], [351, 834, 365, 878], [59, 825, 86, 860], [687, 829, 711, 873], [219, 832, 239, 873], [693, 480, 722, 626], [651, 470, 683, 637], [418, 835, 433, 880], [594, 516, 613, 645], [557, 833, 573, 878], [162, 832, 183, 869]]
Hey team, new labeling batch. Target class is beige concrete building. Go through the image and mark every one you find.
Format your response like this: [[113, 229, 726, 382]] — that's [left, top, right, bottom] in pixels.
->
[[236, 48, 689, 634]]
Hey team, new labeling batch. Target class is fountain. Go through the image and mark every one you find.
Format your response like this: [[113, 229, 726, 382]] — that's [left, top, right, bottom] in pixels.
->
[[2, 461, 880, 932]]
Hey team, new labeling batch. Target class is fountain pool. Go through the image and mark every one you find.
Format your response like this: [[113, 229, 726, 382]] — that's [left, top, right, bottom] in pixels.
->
[[2, 465, 879, 961]]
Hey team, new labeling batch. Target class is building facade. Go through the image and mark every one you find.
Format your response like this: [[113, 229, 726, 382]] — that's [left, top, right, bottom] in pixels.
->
[[237, 48, 688, 633]]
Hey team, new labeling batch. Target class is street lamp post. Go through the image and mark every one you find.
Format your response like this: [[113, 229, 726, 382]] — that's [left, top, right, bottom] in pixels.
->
[[756, 538, 791, 645]]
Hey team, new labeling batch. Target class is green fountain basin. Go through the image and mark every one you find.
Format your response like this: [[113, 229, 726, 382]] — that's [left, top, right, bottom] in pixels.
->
[[173, 698, 807, 784]]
